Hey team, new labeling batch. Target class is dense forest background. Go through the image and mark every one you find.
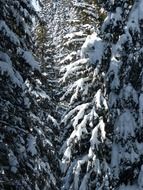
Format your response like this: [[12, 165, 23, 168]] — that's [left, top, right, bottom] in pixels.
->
[[0, 0, 143, 190]]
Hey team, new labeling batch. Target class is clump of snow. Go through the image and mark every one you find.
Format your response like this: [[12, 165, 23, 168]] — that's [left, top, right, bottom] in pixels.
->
[[102, 13, 110, 32], [60, 58, 88, 83], [31, 89, 51, 100], [94, 89, 108, 110], [114, 30, 132, 57], [79, 173, 89, 190], [47, 114, 59, 129], [0, 20, 20, 45], [65, 31, 85, 39], [22, 51, 40, 71], [138, 165, 143, 190], [64, 36, 86, 47], [89, 107, 98, 128], [81, 32, 105, 65], [32, 0, 41, 11], [127, 3, 140, 34], [73, 156, 88, 190], [62, 103, 90, 126], [0, 51, 23, 86], [107, 56, 121, 90], [27, 134, 37, 156], [90, 118, 106, 150], [63, 146, 71, 161], [17, 48, 40, 71], [61, 146, 72, 173], [8, 150, 19, 173], [111, 7, 122, 25], [114, 109, 136, 139], [24, 97, 31, 108], [139, 0, 143, 21], [69, 77, 90, 104], [60, 51, 77, 64], [72, 104, 89, 128], [109, 92, 118, 108], [119, 184, 138, 190], [102, 7, 122, 31], [139, 93, 143, 127], [120, 83, 138, 105], [67, 114, 89, 143]]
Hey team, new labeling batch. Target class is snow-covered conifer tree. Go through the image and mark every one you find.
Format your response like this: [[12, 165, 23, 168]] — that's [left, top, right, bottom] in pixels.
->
[[59, 1, 110, 189], [103, 0, 143, 189], [0, 1, 59, 189], [60, 0, 143, 189]]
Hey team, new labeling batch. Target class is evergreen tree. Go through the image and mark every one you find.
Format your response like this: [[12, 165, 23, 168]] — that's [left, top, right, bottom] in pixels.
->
[[59, 1, 109, 189], [60, 0, 143, 189], [103, 0, 143, 188], [0, 0, 59, 189], [1, 0, 143, 190]]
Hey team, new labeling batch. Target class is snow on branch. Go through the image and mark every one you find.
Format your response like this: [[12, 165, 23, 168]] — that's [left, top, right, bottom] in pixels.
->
[[0, 51, 23, 86], [81, 32, 105, 65], [60, 58, 89, 83], [0, 20, 20, 46], [17, 49, 40, 71]]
